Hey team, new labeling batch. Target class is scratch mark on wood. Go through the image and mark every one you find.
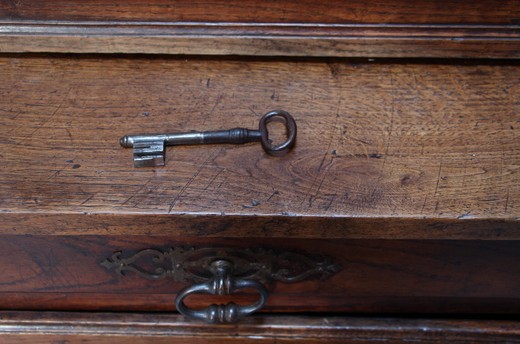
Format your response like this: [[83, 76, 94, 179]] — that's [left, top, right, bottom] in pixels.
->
[[433, 161, 443, 197], [65, 127, 73, 143], [203, 166, 225, 191], [203, 94, 222, 126], [48, 169, 62, 180], [505, 187, 510, 213], [80, 194, 95, 205], [216, 176, 227, 191], [349, 136, 372, 146], [432, 161, 444, 215], [421, 194, 428, 214], [266, 190, 280, 202], [168, 149, 219, 213], [9, 111, 21, 120], [381, 71, 396, 174], [323, 194, 337, 211], [300, 101, 340, 208], [248, 106, 260, 118], [24, 86, 73, 140], [313, 166, 333, 202], [462, 157, 468, 188], [122, 179, 152, 206]]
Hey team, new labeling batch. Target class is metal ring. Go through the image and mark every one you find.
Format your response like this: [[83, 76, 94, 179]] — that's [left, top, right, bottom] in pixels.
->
[[259, 110, 297, 156], [175, 260, 268, 323]]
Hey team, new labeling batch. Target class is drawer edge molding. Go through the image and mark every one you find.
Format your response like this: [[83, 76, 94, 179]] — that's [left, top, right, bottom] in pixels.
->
[[1, 21, 519, 58], [1, 311, 519, 343]]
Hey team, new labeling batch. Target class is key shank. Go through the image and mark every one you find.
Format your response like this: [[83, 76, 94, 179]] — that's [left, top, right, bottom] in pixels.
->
[[120, 128, 262, 148], [119, 128, 262, 168]]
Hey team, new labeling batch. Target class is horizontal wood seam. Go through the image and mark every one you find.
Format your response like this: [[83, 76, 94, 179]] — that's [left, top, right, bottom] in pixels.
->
[[1, 21, 519, 57], [2, 21, 519, 38]]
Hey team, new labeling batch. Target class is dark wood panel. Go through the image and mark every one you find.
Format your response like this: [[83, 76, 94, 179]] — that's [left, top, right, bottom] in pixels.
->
[[0, 236, 519, 313], [1, 213, 519, 239], [1, 0, 519, 24], [1, 312, 520, 343], [1, 56, 519, 230]]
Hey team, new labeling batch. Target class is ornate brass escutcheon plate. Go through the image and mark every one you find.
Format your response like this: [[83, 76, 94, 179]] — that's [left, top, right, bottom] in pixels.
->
[[102, 246, 341, 323]]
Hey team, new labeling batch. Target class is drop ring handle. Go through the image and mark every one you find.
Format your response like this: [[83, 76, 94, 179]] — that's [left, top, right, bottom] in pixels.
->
[[259, 110, 297, 156], [175, 260, 268, 323]]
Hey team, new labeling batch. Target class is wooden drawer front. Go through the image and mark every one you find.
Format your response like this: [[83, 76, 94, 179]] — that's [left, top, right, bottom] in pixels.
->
[[1, 56, 519, 232], [0, 236, 519, 314]]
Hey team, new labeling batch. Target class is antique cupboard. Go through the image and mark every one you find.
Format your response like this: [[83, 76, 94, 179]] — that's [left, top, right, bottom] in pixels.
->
[[0, 1, 519, 342]]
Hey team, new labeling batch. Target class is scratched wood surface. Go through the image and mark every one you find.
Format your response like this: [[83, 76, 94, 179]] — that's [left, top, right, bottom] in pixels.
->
[[0, 56, 519, 230]]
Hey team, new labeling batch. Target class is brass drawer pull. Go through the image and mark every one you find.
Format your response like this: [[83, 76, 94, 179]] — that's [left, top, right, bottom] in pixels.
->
[[120, 110, 297, 167], [175, 260, 268, 323]]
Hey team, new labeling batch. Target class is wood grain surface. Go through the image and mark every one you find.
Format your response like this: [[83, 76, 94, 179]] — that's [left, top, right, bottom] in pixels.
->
[[0, 56, 519, 239], [1, 312, 519, 344], [0, 236, 519, 313], [1, 0, 519, 24], [1, 1, 519, 57]]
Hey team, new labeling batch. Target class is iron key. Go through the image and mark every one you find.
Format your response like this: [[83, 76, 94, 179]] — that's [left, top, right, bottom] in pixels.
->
[[120, 110, 297, 167]]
